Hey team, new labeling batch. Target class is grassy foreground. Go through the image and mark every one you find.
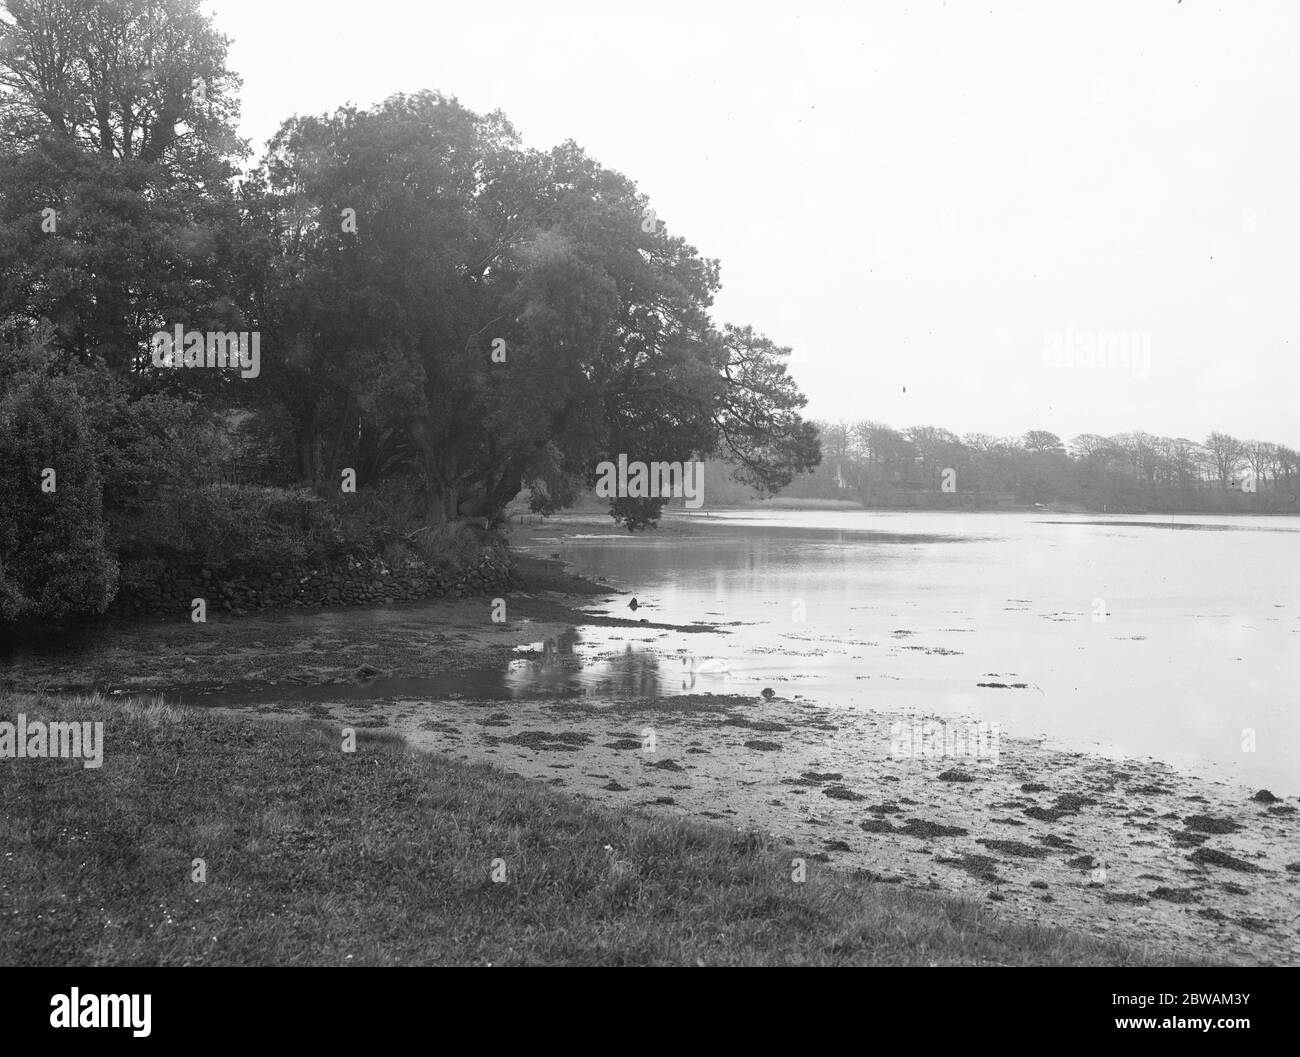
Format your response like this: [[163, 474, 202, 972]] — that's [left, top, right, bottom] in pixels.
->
[[0, 692, 1201, 966]]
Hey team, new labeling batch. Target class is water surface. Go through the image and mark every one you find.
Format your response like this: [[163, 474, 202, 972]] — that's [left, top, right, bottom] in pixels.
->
[[519, 510, 1300, 794]]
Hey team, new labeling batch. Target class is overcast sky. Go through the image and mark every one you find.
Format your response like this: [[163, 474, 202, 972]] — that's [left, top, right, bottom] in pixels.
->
[[207, 0, 1299, 447]]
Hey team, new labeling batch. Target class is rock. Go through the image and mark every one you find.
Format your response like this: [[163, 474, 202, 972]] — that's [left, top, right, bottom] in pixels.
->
[[1251, 789, 1281, 803]]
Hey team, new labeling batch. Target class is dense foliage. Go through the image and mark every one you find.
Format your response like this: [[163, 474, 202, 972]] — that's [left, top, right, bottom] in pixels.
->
[[0, 0, 818, 621]]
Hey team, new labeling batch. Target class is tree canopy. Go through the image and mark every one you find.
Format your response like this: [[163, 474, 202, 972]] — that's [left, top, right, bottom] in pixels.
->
[[0, 0, 819, 618], [241, 92, 817, 527]]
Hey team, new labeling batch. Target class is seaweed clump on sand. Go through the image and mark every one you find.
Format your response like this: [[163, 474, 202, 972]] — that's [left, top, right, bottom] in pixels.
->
[[977, 839, 1048, 858], [1187, 848, 1262, 873], [1183, 814, 1243, 835], [937, 769, 975, 782]]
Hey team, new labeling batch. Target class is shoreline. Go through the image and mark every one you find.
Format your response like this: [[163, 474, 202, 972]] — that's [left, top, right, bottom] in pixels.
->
[[3, 551, 1297, 965], [212, 688, 1300, 966], [0, 690, 1203, 967]]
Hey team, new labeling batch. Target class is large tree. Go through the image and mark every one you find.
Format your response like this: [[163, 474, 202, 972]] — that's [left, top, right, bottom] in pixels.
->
[[0, 0, 245, 370], [245, 93, 818, 528]]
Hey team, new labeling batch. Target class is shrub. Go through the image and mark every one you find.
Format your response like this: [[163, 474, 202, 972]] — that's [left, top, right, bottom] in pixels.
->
[[0, 372, 118, 621]]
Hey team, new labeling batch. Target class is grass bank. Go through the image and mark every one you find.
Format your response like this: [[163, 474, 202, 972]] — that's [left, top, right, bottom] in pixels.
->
[[0, 691, 1203, 966]]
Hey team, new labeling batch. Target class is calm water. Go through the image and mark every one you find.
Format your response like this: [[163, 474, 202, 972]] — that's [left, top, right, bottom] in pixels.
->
[[520, 510, 1300, 794]]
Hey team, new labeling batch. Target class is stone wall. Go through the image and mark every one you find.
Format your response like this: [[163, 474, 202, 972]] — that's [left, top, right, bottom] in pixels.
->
[[106, 545, 516, 618]]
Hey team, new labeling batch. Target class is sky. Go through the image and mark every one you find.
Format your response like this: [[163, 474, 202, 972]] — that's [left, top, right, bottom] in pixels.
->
[[206, 0, 1299, 447]]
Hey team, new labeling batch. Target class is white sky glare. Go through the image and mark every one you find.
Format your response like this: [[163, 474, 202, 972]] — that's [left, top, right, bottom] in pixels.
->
[[207, 0, 1299, 447]]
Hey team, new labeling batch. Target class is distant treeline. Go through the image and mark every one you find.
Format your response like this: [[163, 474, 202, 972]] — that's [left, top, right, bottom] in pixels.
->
[[698, 424, 1300, 513]]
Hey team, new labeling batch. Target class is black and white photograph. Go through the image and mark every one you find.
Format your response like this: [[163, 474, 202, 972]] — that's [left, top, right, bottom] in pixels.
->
[[0, 0, 1295, 1029]]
